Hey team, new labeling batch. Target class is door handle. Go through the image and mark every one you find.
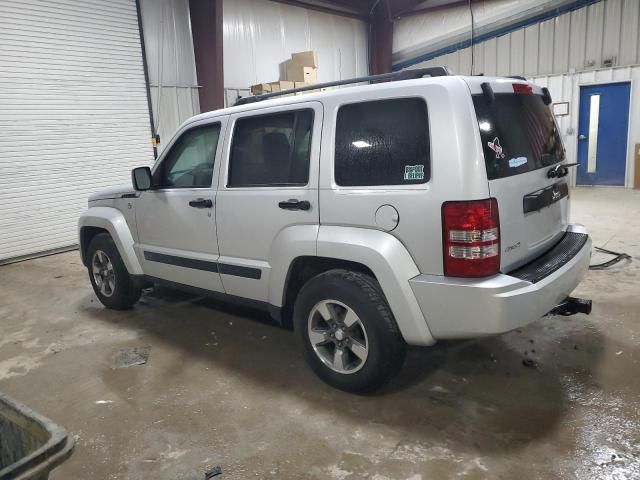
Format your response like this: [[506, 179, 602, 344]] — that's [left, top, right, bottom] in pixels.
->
[[578, 134, 587, 140], [278, 199, 311, 211], [188, 198, 213, 208]]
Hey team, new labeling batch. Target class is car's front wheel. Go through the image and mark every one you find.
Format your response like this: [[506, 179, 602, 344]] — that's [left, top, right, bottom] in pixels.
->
[[293, 269, 406, 393], [87, 233, 141, 310]]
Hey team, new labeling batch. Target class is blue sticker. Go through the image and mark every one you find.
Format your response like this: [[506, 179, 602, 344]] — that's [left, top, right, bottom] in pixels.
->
[[508, 157, 528, 168]]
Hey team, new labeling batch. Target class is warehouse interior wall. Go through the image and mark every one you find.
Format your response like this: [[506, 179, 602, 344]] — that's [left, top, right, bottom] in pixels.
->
[[395, 0, 638, 188], [532, 67, 639, 189], [222, 0, 368, 105], [392, 0, 609, 72], [140, 0, 200, 151], [400, 0, 640, 78]]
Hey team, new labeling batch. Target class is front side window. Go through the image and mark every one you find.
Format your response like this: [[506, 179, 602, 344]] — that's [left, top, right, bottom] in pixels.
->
[[153, 123, 221, 188], [335, 98, 430, 187], [228, 109, 314, 187]]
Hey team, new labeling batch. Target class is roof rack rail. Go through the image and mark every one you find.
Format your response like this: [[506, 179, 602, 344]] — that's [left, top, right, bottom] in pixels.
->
[[234, 66, 453, 106]]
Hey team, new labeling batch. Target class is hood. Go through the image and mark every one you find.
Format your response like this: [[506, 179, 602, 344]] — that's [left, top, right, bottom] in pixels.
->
[[88, 185, 137, 202]]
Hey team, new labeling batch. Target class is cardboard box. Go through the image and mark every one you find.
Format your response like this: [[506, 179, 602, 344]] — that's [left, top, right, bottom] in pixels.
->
[[294, 81, 320, 94], [286, 64, 317, 83], [268, 81, 295, 92], [291, 50, 318, 68], [250, 83, 271, 95], [267, 81, 295, 96]]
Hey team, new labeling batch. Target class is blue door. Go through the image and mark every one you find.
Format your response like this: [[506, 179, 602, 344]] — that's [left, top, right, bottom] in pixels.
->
[[577, 82, 630, 186]]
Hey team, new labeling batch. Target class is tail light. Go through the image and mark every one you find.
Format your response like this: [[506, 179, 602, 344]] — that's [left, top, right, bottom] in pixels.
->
[[442, 198, 500, 277]]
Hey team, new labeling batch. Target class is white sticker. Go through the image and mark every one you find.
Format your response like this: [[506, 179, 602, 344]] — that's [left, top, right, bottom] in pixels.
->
[[508, 157, 528, 168], [488, 137, 506, 159], [404, 165, 424, 181]]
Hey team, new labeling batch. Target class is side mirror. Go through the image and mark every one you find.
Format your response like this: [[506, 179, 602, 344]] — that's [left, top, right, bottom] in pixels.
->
[[132, 166, 152, 191]]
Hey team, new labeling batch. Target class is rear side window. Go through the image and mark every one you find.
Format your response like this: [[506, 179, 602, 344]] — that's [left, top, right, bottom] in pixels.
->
[[228, 109, 313, 187], [334, 98, 430, 186], [473, 93, 565, 180]]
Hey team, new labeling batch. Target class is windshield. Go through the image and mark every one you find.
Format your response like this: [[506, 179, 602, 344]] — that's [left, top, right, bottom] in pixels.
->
[[473, 93, 565, 180]]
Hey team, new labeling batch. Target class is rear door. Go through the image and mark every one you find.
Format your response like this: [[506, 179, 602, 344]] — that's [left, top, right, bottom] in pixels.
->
[[215, 102, 322, 302], [471, 81, 569, 272]]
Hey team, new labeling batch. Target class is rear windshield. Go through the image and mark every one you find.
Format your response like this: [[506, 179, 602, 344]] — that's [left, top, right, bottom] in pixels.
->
[[473, 93, 564, 180]]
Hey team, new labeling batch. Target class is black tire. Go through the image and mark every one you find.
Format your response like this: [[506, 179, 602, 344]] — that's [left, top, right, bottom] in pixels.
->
[[293, 269, 406, 393], [87, 233, 141, 310]]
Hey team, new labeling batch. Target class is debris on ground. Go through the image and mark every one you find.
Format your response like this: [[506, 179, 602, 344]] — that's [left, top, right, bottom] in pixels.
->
[[204, 465, 222, 479], [111, 346, 151, 369], [522, 358, 538, 368], [616, 351, 624, 355]]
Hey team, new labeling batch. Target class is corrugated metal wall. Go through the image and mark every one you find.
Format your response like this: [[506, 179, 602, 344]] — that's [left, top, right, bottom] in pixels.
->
[[399, 0, 639, 187], [223, 0, 368, 103], [405, 0, 640, 77], [393, 0, 540, 68], [140, 0, 200, 151], [531, 66, 640, 188]]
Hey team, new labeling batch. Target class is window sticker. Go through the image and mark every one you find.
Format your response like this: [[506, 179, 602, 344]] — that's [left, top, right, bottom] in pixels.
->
[[487, 137, 506, 159], [404, 165, 424, 181], [508, 157, 528, 168]]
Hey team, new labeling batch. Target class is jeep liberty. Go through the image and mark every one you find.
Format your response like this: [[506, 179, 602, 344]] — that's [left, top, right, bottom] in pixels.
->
[[79, 68, 592, 392]]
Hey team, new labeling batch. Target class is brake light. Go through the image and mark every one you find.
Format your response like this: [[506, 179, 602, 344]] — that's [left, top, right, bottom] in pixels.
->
[[442, 199, 500, 277], [512, 83, 533, 94]]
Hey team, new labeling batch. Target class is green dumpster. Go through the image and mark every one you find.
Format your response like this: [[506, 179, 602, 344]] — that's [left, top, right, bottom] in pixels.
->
[[0, 393, 73, 480]]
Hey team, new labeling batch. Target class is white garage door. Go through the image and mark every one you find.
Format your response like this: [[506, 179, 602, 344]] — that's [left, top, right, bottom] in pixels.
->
[[0, 0, 153, 263]]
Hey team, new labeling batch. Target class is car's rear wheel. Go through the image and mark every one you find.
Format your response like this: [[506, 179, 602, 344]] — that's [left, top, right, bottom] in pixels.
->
[[294, 269, 406, 393], [87, 233, 141, 309]]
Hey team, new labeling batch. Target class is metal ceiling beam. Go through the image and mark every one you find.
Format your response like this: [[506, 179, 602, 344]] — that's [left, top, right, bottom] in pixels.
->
[[393, 0, 467, 20], [190, 0, 224, 111], [369, 0, 393, 74], [267, 0, 368, 20]]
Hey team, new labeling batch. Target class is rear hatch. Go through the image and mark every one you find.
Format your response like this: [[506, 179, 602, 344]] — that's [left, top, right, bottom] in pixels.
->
[[468, 79, 569, 272]]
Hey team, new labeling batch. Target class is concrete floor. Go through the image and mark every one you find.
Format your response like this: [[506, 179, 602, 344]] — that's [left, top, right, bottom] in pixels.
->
[[1, 187, 639, 480]]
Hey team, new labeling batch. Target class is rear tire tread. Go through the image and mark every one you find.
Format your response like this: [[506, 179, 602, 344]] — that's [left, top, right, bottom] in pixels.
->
[[294, 268, 406, 393]]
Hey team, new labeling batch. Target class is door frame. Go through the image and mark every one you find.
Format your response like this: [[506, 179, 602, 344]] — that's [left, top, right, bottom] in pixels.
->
[[575, 80, 633, 187]]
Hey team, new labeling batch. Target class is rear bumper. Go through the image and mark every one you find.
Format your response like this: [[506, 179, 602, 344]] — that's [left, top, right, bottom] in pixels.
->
[[409, 224, 592, 340]]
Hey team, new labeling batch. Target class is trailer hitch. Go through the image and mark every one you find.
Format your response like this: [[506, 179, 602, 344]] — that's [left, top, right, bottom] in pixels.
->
[[548, 296, 592, 316]]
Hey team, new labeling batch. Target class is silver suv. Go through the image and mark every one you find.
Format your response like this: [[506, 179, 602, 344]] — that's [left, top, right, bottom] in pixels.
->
[[79, 68, 592, 392]]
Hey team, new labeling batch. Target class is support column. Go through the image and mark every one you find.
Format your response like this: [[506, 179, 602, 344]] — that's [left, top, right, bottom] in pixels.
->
[[369, 0, 393, 74], [189, 0, 224, 111]]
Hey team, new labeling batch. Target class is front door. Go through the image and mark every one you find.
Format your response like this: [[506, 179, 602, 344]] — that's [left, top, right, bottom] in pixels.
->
[[215, 102, 322, 302], [577, 82, 630, 186], [135, 120, 226, 292]]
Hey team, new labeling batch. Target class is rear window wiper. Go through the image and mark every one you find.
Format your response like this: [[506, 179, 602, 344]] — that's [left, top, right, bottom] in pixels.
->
[[547, 162, 578, 178]]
